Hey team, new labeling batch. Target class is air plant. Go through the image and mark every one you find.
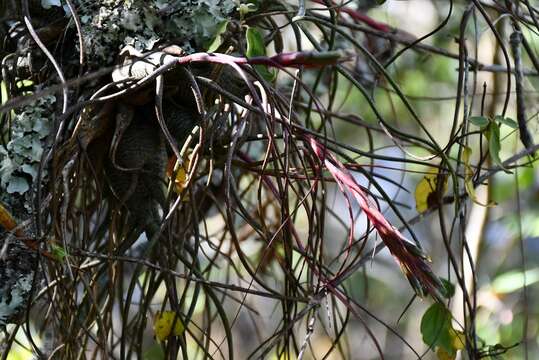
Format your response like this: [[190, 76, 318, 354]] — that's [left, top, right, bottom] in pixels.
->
[[1, 0, 537, 359]]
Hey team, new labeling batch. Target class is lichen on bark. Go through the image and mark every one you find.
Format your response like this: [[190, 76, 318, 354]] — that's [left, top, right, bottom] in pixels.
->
[[76, 0, 236, 65]]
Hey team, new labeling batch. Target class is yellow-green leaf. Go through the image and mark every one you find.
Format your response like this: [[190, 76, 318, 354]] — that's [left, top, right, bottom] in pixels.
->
[[50, 244, 67, 262], [421, 303, 466, 358], [1, 81, 9, 106], [153, 311, 184, 342], [166, 154, 191, 194], [238, 2, 258, 18], [436, 347, 455, 360], [415, 168, 447, 213], [206, 20, 229, 53]]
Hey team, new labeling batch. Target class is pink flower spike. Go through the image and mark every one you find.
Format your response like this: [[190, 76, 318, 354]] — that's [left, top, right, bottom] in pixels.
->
[[307, 136, 444, 301]]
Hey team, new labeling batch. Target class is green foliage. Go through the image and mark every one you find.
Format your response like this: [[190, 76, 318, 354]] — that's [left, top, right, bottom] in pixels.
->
[[469, 116, 490, 128], [487, 122, 506, 171], [439, 278, 455, 298], [420, 303, 465, 358], [494, 115, 518, 129], [206, 20, 230, 52], [50, 244, 67, 262], [245, 27, 276, 81], [143, 344, 165, 360]]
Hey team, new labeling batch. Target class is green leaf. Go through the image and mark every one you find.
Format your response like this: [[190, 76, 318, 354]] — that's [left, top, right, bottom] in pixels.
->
[[245, 27, 275, 81], [469, 116, 490, 128], [439, 278, 455, 298], [420, 303, 457, 355], [246, 27, 266, 58], [206, 20, 229, 53], [143, 344, 165, 360], [51, 244, 67, 261], [487, 123, 509, 172], [494, 115, 518, 129]]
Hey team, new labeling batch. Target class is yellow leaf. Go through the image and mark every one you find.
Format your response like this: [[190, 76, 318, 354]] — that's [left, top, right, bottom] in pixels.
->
[[166, 154, 191, 194], [415, 168, 448, 213], [153, 311, 184, 342], [435, 329, 465, 360], [450, 329, 466, 350], [436, 347, 455, 360]]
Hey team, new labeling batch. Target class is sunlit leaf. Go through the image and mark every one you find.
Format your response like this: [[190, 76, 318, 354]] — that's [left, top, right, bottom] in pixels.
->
[[206, 20, 229, 53], [492, 268, 539, 294], [451, 329, 466, 350], [1, 81, 8, 106], [153, 311, 184, 342], [415, 168, 448, 213], [16, 79, 34, 89], [7, 346, 33, 360], [167, 155, 190, 194]]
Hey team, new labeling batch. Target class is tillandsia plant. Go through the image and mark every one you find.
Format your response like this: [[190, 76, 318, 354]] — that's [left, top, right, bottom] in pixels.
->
[[1, 0, 538, 359]]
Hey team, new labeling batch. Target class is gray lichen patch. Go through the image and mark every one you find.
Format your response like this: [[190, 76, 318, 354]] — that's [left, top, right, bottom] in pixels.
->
[[75, 0, 236, 65], [0, 237, 37, 328], [0, 272, 34, 327], [0, 95, 55, 197]]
